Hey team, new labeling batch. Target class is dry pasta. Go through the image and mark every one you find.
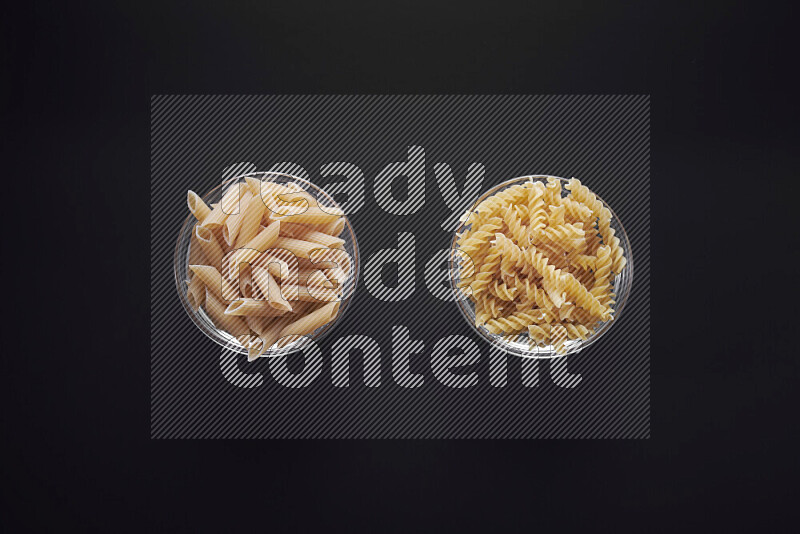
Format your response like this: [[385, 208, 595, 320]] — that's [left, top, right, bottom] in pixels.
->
[[454, 177, 628, 354], [186, 275, 206, 311], [187, 191, 212, 221], [222, 190, 253, 246], [185, 176, 350, 360]]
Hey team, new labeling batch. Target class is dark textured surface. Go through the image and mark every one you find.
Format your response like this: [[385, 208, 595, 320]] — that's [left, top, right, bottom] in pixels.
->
[[5, 0, 796, 531], [151, 95, 650, 438]]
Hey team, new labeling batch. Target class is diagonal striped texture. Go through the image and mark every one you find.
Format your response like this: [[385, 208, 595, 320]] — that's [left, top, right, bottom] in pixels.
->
[[151, 95, 650, 439]]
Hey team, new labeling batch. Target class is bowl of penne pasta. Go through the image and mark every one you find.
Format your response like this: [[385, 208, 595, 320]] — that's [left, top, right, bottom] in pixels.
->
[[449, 175, 633, 358], [174, 171, 359, 361]]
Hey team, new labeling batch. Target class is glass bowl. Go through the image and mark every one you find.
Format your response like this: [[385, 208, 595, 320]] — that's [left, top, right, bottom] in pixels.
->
[[174, 171, 360, 357], [449, 175, 633, 359]]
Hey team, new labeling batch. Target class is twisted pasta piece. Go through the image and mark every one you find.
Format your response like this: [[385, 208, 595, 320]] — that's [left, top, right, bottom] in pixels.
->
[[527, 184, 547, 236], [547, 204, 566, 227], [563, 323, 590, 340], [512, 277, 556, 311], [494, 233, 537, 279], [515, 303, 557, 324], [453, 249, 478, 289], [526, 245, 610, 320], [456, 217, 503, 263], [503, 206, 529, 246], [538, 242, 572, 271], [475, 184, 528, 216], [538, 223, 586, 248], [524, 245, 566, 297], [590, 245, 613, 307], [569, 305, 600, 327], [543, 177, 562, 206], [562, 197, 593, 222], [558, 302, 576, 321], [570, 254, 597, 272], [527, 324, 551, 346], [550, 324, 569, 354], [513, 203, 530, 220], [567, 178, 626, 274], [471, 244, 503, 294], [474, 293, 506, 325], [577, 268, 596, 287], [562, 272, 611, 320], [583, 218, 602, 254], [484, 309, 544, 335], [542, 274, 567, 308], [487, 279, 518, 301]]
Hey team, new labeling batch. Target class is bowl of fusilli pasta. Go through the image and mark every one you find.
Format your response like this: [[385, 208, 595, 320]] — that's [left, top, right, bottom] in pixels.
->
[[449, 175, 633, 358]]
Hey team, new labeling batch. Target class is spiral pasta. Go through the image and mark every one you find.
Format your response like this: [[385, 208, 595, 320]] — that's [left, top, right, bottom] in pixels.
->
[[471, 244, 503, 295], [590, 245, 613, 307], [487, 280, 519, 301], [566, 178, 626, 274], [454, 176, 628, 354], [527, 183, 547, 236], [485, 309, 547, 335], [503, 206, 529, 246]]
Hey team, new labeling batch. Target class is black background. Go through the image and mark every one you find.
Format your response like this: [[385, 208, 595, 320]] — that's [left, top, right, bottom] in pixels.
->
[[3, 0, 796, 531]]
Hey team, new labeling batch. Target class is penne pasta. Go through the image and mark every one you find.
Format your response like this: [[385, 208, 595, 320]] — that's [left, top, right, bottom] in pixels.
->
[[273, 207, 344, 225], [279, 283, 341, 303], [224, 222, 281, 277], [238, 262, 254, 298], [251, 250, 300, 284], [243, 222, 282, 252], [203, 289, 249, 336], [245, 316, 269, 337], [271, 236, 328, 260], [251, 266, 293, 312], [220, 182, 248, 215], [282, 186, 318, 206], [235, 194, 268, 246], [224, 298, 291, 317], [260, 184, 312, 218], [319, 217, 346, 236], [301, 268, 339, 288], [187, 225, 208, 266], [194, 225, 225, 268], [242, 335, 267, 361], [222, 190, 254, 246], [184, 176, 351, 359], [308, 247, 353, 275], [186, 275, 206, 310], [188, 265, 238, 301], [278, 301, 341, 338], [253, 302, 313, 355], [187, 191, 212, 222], [244, 337, 268, 361], [279, 222, 346, 248], [244, 176, 262, 196], [201, 203, 227, 229], [255, 316, 297, 357]]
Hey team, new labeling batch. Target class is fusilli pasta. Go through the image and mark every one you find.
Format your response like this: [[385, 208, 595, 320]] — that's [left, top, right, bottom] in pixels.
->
[[454, 176, 629, 354]]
